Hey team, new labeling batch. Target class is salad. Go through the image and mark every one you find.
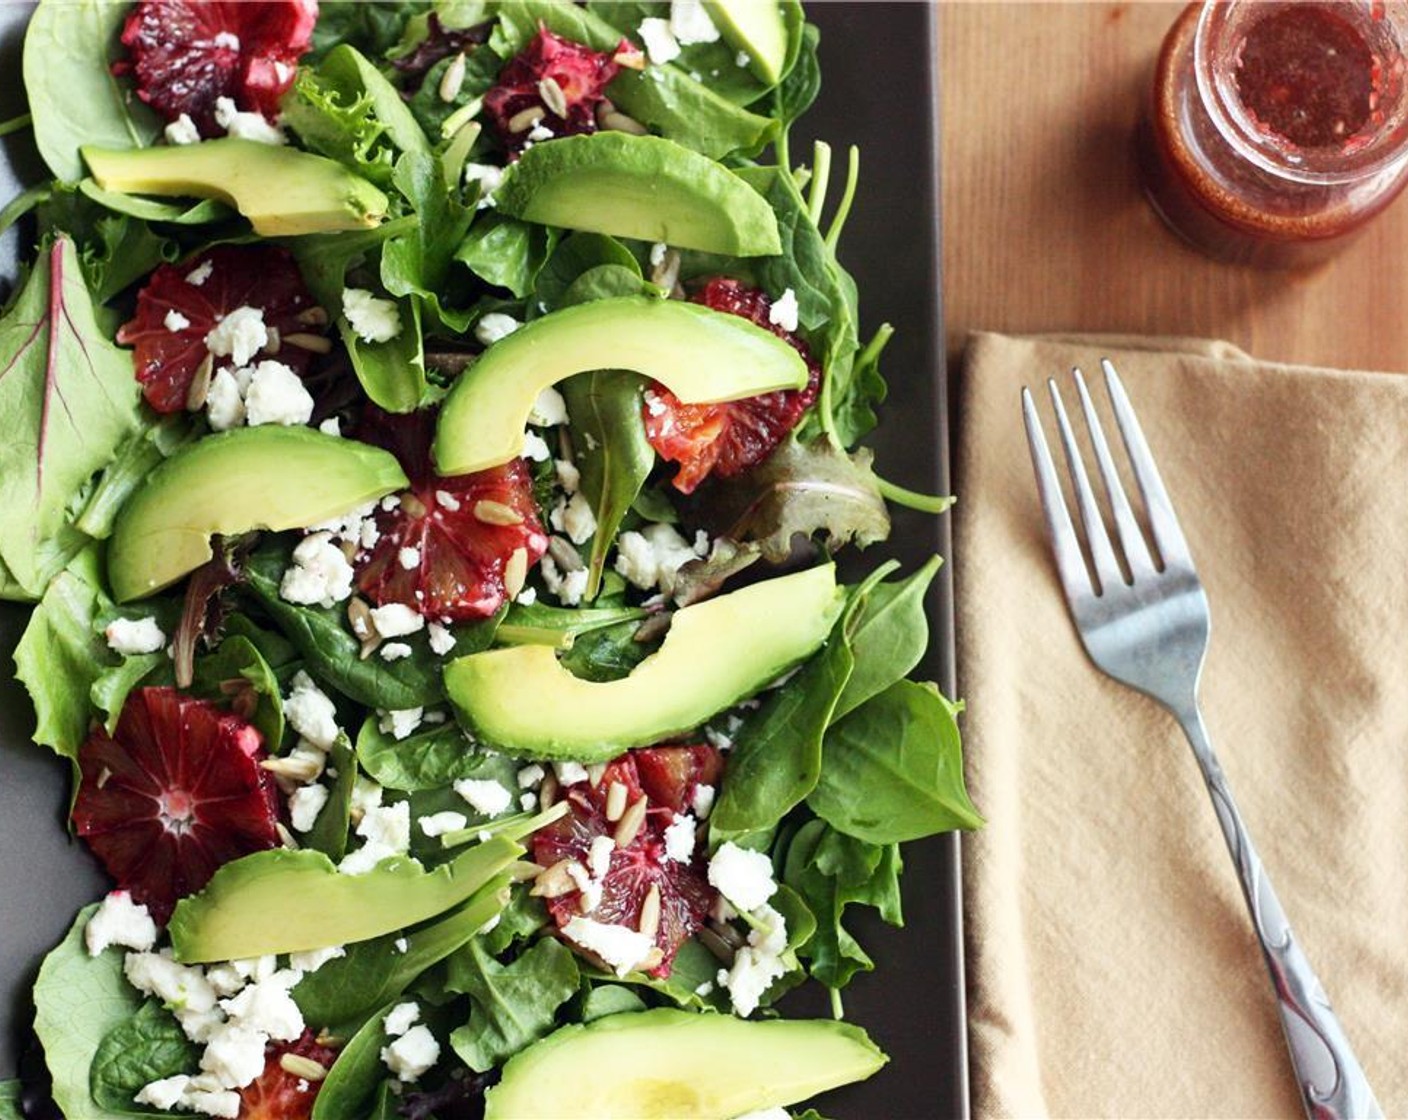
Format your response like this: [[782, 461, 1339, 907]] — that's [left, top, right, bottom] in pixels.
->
[[0, 2, 979, 1118]]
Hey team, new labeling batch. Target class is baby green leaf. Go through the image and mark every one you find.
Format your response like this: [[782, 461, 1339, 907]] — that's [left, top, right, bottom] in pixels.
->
[[447, 936, 580, 1072]]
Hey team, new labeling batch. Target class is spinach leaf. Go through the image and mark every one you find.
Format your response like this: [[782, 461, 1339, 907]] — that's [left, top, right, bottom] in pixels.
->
[[446, 937, 579, 1072], [311, 1001, 394, 1120], [295, 881, 509, 1034], [302, 737, 356, 861], [339, 295, 430, 413], [774, 21, 821, 134], [23, 0, 162, 182], [481, 884, 549, 955], [560, 371, 653, 600], [453, 215, 558, 299], [192, 633, 285, 747], [563, 263, 652, 306], [0, 237, 142, 597], [381, 151, 476, 332], [557, 617, 655, 683], [90, 1000, 198, 1112], [309, 1, 421, 64], [809, 680, 981, 844], [223, 613, 302, 679], [32, 905, 145, 1120], [579, 984, 647, 1022], [534, 231, 640, 315], [288, 215, 419, 313], [355, 715, 500, 791], [834, 555, 940, 721], [710, 633, 852, 837], [495, 601, 647, 648], [616, 938, 727, 1012], [243, 545, 446, 711]]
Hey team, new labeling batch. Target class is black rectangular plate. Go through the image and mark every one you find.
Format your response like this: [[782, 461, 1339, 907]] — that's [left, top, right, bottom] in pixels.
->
[[0, 4, 965, 1116]]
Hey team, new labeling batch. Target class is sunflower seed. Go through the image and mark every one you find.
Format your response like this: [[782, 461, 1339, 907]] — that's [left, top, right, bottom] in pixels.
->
[[507, 105, 546, 133], [604, 781, 628, 822], [613, 47, 646, 70], [296, 305, 331, 327], [275, 823, 300, 849], [474, 499, 524, 526], [638, 884, 661, 939], [264, 326, 282, 355], [632, 612, 672, 644], [440, 52, 468, 103], [401, 494, 428, 518], [96, 766, 112, 790], [614, 796, 647, 848], [587, 762, 608, 788], [347, 597, 374, 639], [600, 108, 649, 136], [698, 926, 736, 965], [314, 1028, 338, 1048], [650, 247, 681, 291], [539, 772, 559, 810], [503, 547, 528, 600], [547, 535, 585, 572], [531, 859, 583, 898], [708, 918, 746, 950], [261, 756, 323, 783], [284, 332, 333, 354], [537, 75, 568, 119], [185, 353, 214, 411], [279, 1054, 328, 1081]]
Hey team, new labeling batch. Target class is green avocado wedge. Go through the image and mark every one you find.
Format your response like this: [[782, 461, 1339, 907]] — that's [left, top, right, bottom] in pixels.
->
[[482, 1007, 888, 1119], [433, 297, 808, 476], [710, 0, 792, 86], [444, 565, 843, 760], [168, 836, 522, 963], [494, 132, 781, 256], [108, 427, 407, 603], [82, 139, 389, 236]]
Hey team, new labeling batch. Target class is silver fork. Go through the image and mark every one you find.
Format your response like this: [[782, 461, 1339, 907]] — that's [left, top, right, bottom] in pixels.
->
[[1021, 360, 1381, 1120]]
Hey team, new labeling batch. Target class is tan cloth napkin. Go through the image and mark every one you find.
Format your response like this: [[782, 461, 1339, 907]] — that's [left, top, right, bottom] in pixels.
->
[[954, 332, 1408, 1119]]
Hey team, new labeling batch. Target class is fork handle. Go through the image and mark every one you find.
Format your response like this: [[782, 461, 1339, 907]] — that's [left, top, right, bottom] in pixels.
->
[[1176, 706, 1382, 1120]]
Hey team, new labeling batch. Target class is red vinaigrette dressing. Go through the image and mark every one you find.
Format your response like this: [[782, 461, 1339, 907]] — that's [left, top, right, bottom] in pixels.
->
[[1140, 1, 1408, 267]]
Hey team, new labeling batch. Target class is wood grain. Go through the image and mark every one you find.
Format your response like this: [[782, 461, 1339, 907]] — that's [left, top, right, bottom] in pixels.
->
[[939, 1, 1408, 373]]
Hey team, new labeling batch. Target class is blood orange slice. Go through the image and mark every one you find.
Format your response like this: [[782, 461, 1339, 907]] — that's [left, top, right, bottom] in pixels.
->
[[116, 0, 318, 136], [72, 687, 281, 925], [353, 406, 548, 622], [643, 278, 821, 494], [532, 754, 716, 978], [237, 1031, 340, 1120], [633, 744, 723, 815], [117, 245, 320, 413]]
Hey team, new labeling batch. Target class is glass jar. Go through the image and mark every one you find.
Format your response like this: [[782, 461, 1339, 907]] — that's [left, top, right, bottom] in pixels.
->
[[1139, 0, 1408, 268]]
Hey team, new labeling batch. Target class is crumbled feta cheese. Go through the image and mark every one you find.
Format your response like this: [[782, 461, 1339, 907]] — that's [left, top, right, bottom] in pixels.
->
[[529, 385, 568, 426], [213, 97, 286, 145], [212, 30, 241, 50], [663, 813, 697, 863], [638, 17, 681, 64], [516, 586, 538, 605], [381, 1024, 440, 1082], [183, 1076, 242, 1119], [350, 777, 384, 820], [318, 416, 342, 437], [205, 305, 268, 367], [340, 801, 412, 874], [397, 546, 422, 572], [136, 1075, 190, 1110], [519, 791, 538, 811], [165, 309, 192, 332], [419, 810, 468, 837], [164, 114, 201, 146], [614, 522, 697, 595], [288, 784, 329, 832], [204, 368, 247, 431], [554, 760, 589, 786], [719, 903, 789, 1018], [707, 842, 777, 912], [104, 616, 166, 656], [554, 458, 580, 494], [219, 972, 304, 1042], [287, 945, 345, 972], [231, 956, 278, 982], [370, 602, 425, 638], [454, 777, 512, 816], [203, 964, 247, 998], [562, 917, 654, 977], [434, 489, 461, 511], [474, 311, 522, 346], [517, 764, 546, 789], [379, 707, 423, 741], [200, 1022, 269, 1089], [124, 950, 219, 1015], [394, 937, 409, 953], [244, 360, 314, 427], [383, 1001, 420, 1037], [691, 783, 716, 819], [187, 260, 214, 286], [342, 288, 403, 344], [736, 49, 752, 68], [588, 833, 615, 879], [526, 121, 555, 143], [427, 622, 456, 656], [284, 671, 340, 749], [539, 555, 587, 607], [85, 891, 158, 956], [521, 429, 552, 462], [464, 162, 504, 208], [649, 242, 669, 267], [670, 0, 721, 44], [380, 641, 413, 662], [553, 491, 597, 545], [768, 287, 800, 332]]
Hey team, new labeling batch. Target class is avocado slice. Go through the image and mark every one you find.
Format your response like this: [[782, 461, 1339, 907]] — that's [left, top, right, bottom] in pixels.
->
[[710, 0, 790, 86], [495, 132, 781, 256], [433, 296, 808, 476], [168, 836, 522, 963], [108, 427, 407, 603], [82, 139, 389, 236], [483, 1007, 887, 1118], [444, 565, 842, 759]]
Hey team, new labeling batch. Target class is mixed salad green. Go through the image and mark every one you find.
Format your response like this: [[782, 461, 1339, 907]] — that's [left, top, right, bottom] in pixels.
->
[[0, 1, 980, 1117]]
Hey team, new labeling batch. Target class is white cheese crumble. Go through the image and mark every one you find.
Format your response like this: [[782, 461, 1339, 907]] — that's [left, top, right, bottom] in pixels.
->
[[288, 784, 329, 832], [244, 360, 314, 427], [380, 641, 412, 661], [427, 622, 456, 656], [588, 833, 615, 879], [339, 801, 412, 875], [552, 492, 597, 545], [529, 385, 568, 426], [318, 416, 342, 437], [521, 429, 552, 462], [662, 813, 697, 863], [165, 309, 192, 332], [418, 810, 468, 837], [164, 114, 201, 146], [200, 1022, 269, 1088], [614, 522, 698, 596], [517, 763, 546, 789], [204, 305, 268, 367], [283, 671, 340, 750], [526, 121, 555, 143], [398, 546, 421, 571], [707, 842, 777, 912], [383, 1001, 421, 1037], [202, 368, 242, 431], [135, 1075, 190, 1110], [736, 49, 752, 68], [381, 1024, 440, 1082], [539, 555, 587, 607], [464, 162, 505, 208], [554, 759, 589, 786], [670, 0, 721, 44], [350, 776, 384, 819], [213, 96, 286, 146], [434, 489, 461, 511], [638, 17, 681, 64], [562, 917, 655, 977], [342, 287, 403, 344], [370, 602, 425, 638], [104, 616, 166, 656], [454, 777, 512, 816], [280, 532, 354, 608], [649, 241, 669, 267], [378, 707, 424, 741], [85, 891, 158, 956], [555, 457, 580, 494], [768, 287, 800, 332], [219, 971, 304, 1042], [287, 945, 345, 971], [718, 903, 789, 1018], [474, 311, 522, 346], [186, 260, 214, 286], [691, 783, 716, 819]]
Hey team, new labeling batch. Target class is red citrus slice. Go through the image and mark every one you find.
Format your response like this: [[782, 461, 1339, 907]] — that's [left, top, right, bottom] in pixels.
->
[[237, 1031, 340, 1120], [532, 754, 716, 978], [72, 687, 281, 924], [643, 278, 822, 494], [116, 0, 318, 135], [484, 28, 641, 155], [353, 406, 548, 622], [633, 744, 724, 815], [117, 245, 320, 414]]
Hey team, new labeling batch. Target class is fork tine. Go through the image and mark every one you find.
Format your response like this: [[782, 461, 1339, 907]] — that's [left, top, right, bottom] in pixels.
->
[[1073, 368, 1157, 578], [1047, 378, 1124, 595], [1021, 387, 1094, 602], [1101, 359, 1193, 569]]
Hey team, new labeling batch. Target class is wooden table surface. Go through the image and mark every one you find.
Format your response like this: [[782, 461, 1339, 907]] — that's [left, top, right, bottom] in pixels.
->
[[939, 1, 1408, 374]]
